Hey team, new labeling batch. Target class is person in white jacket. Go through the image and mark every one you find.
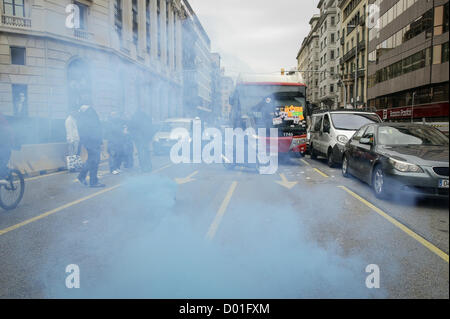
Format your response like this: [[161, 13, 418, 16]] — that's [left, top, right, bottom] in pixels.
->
[[65, 111, 80, 158]]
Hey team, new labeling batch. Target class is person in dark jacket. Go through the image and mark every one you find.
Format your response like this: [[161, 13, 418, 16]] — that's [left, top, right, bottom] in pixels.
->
[[76, 104, 105, 188], [0, 112, 14, 179], [128, 107, 153, 172]]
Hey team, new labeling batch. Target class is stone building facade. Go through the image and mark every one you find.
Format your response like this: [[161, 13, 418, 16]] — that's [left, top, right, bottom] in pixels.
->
[[0, 0, 187, 144]]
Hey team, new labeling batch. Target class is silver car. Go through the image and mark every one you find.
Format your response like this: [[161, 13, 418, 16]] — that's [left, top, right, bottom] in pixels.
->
[[308, 110, 382, 167]]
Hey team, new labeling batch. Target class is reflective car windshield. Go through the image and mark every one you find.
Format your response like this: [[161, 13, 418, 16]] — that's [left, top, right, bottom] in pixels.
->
[[331, 113, 381, 130], [378, 126, 450, 146]]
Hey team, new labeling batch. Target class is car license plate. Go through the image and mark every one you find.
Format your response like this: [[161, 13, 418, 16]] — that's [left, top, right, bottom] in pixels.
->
[[439, 179, 449, 188]]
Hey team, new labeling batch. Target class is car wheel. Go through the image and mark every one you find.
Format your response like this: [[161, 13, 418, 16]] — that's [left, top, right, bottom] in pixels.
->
[[342, 155, 350, 178], [372, 165, 389, 199], [310, 144, 317, 160], [327, 149, 335, 168]]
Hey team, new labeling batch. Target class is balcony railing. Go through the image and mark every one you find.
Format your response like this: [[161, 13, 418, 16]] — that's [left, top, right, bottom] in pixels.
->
[[1, 15, 31, 28], [73, 28, 93, 41], [343, 47, 356, 63]]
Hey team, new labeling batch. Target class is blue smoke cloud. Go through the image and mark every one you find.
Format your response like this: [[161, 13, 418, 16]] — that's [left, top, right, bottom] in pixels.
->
[[39, 173, 387, 299]]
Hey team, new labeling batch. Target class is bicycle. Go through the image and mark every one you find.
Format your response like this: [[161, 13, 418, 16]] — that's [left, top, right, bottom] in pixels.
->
[[0, 168, 25, 211]]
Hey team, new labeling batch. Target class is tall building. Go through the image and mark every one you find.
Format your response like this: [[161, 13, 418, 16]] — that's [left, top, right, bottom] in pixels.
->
[[317, 0, 342, 109], [181, 0, 213, 119], [0, 0, 185, 145], [338, 0, 369, 109], [297, 14, 320, 106], [367, 0, 449, 125]]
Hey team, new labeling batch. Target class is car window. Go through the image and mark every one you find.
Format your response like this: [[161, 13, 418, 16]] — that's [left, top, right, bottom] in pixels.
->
[[378, 125, 449, 146], [363, 125, 375, 138], [323, 115, 331, 132], [362, 125, 376, 144], [353, 126, 367, 141], [314, 116, 323, 132], [330, 113, 381, 130]]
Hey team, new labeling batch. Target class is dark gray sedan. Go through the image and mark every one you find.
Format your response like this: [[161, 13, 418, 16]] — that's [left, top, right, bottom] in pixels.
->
[[341, 123, 449, 199]]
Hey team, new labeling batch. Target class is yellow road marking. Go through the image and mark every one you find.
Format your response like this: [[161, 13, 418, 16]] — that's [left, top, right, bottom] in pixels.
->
[[275, 173, 298, 189], [314, 168, 329, 178], [338, 185, 449, 263], [25, 171, 66, 182], [301, 159, 311, 167], [152, 163, 173, 174], [175, 170, 199, 185], [0, 185, 121, 236], [0, 163, 173, 237], [206, 181, 238, 240]]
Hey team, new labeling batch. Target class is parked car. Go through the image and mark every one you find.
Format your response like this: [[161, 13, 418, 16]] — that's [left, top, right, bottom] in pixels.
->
[[341, 123, 449, 199], [152, 118, 195, 155], [308, 110, 382, 167]]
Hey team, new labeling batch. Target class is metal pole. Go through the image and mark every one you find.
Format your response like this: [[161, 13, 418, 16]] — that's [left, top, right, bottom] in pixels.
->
[[354, 33, 358, 109]]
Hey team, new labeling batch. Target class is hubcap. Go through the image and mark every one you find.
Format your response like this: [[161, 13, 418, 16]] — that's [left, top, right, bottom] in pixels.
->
[[374, 169, 384, 194], [342, 157, 348, 174]]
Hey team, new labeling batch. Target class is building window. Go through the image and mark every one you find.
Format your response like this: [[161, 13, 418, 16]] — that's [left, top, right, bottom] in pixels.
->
[[444, 2, 449, 33], [166, 0, 169, 64], [12, 84, 28, 117], [3, 0, 25, 17], [74, 2, 88, 30], [132, 0, 138, 45], [330, 84, 334, 93], [331, 50, 335, 60], [114, 0, 123, 42], [146, 0, 151, 53], [331, 16, 335, 26], [157, 0, 161, 58], [442, 42, 449, 63], [10, 46, 25, 65]]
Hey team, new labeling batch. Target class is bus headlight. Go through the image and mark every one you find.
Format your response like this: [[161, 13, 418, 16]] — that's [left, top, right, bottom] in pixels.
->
[[291, 137, 307, 147]]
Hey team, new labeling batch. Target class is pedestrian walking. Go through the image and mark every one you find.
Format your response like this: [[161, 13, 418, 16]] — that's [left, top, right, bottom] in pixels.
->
[[129, 107, 153, 172], [122, 123, 135, 169], [76, 104, 105, 188], [106, 112, 128, 175], [65, 110, 82, 172]]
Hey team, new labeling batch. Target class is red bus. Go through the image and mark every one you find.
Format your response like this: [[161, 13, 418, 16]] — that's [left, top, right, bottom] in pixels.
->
[[229, 74, 309, 157]]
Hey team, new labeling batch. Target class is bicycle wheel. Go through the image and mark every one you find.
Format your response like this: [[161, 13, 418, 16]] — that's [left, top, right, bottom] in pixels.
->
[[0, 169, 25, 211]]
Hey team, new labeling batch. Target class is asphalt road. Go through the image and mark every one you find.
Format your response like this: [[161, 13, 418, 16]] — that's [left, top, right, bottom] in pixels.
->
[[0, 153, 448, 298]]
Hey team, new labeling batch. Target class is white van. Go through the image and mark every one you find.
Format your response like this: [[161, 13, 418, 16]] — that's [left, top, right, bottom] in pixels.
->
[[308, 110, 382, 167]]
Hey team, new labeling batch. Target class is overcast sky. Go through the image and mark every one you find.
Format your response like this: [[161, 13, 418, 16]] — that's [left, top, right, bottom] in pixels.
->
[[188, 0, 319, 77]]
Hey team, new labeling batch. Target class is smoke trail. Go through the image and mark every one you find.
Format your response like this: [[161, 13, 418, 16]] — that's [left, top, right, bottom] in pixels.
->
[[38, 173, 387, 299]]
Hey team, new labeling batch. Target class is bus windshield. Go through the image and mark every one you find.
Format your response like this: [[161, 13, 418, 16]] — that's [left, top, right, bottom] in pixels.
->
[[236, 84, 307, 131]]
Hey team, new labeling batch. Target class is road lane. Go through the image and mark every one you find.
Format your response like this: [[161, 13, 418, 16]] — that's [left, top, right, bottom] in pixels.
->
[[303, 156, 449, 253], [0, 154, 448, 298]]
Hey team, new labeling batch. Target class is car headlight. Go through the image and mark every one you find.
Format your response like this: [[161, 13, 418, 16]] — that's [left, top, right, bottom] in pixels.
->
[[337, 135, 349, 144], [389, 158, 423, 173]]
